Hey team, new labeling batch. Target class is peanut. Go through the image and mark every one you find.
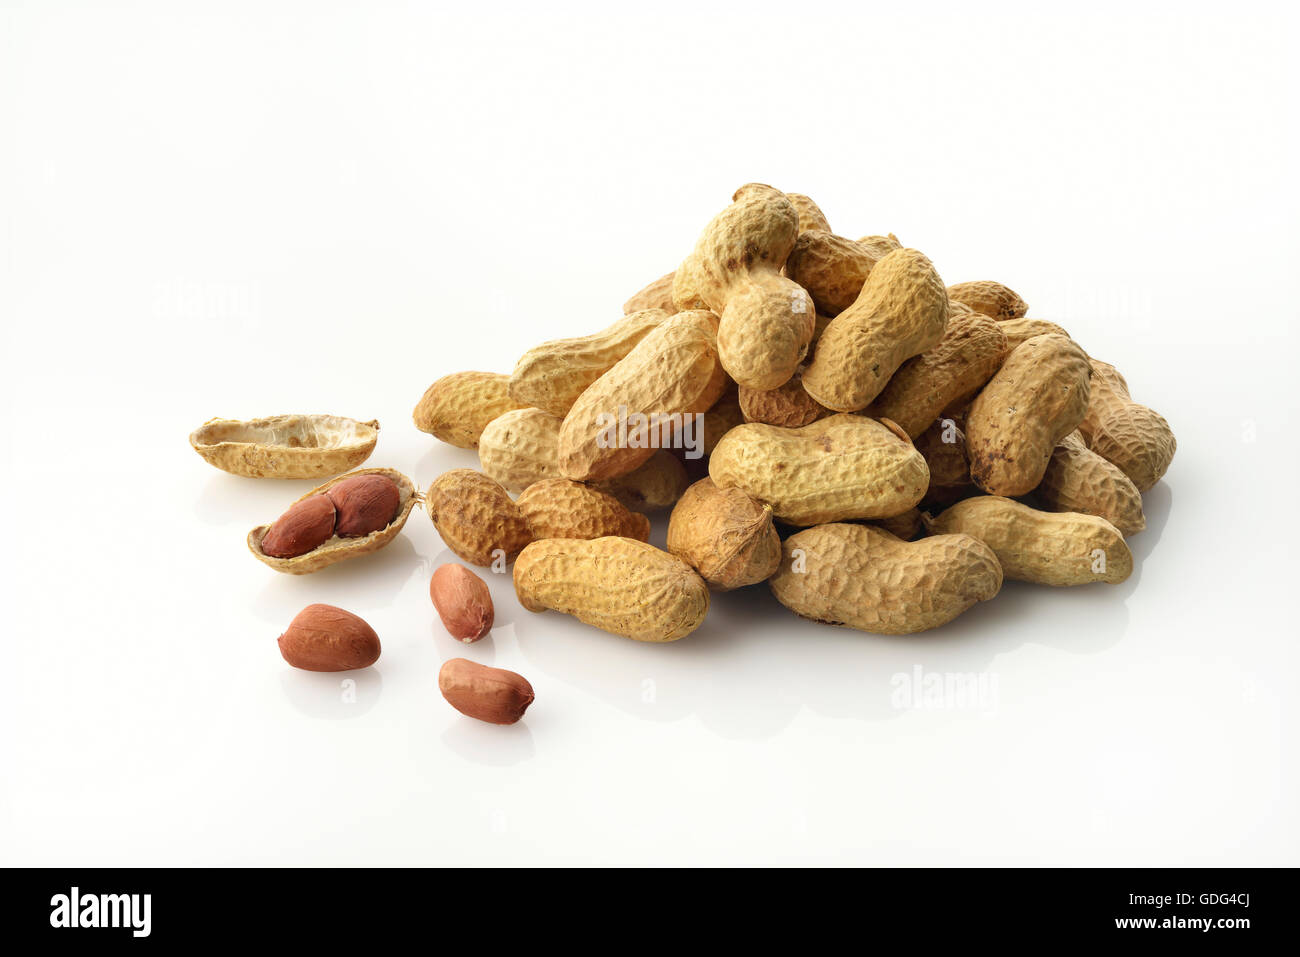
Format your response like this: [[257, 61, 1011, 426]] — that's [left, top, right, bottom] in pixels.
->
[[926, 495, 1131, 586], [261, 495, 336, 558], [999, 318, 1072, 352], [946, 280, 1028, 320], [869, 507, 923, 541], [698, 386, 744, 455], [966, 334, 1091, 496], [709, 414, 928, 526], [666, 478, 781, 590], [769, 523, 1002, 634], [439, 658, 534, 725], [915, 417, 971, 503], [430, 564, 494, 643], [595, 448, 690, 511], [559, 310, 723, 482], [1035, 431, 1145, 536], [426, 469, 533, 567], [326, 473, 401, 538], [623, 272, 677, 315], [189, 413, 379, 479], [738, 366, 831, 428], [1078, 359, 1176, 492], [508, 309, 667, 416], [249, 468, 417, 573], [478, 407, 563, 492], [517, 479, 650, 542], [514, 537, 710, 642], [673, 184, 815, 390], [801, 247, 950, 412], [785, 230, 901, 316], [413, 371, 527, 449], [786, 193, 832, 234], [865, 312, 1009, 438], [278, 604, 381, 671]]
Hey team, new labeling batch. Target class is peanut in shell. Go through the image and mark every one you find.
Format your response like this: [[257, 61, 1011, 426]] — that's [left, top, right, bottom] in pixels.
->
[[769, 523, 1003, 634], [426, 469, 533, 567]]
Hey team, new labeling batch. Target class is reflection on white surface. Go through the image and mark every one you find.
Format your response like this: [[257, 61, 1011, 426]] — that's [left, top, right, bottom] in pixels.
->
[[0, 0, 1295, 867]]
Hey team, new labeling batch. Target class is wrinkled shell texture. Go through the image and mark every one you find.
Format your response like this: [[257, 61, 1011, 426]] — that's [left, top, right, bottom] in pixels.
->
[[870, 507, 923, 541], [786, 193, 832, 234], [802, 247, 950, 412], [1000, 318, 1071, 351], [915, 418, 971, 490], [595, 449, 690, 510], [278, 604, 381, 671], [966, 334, 1092, 496], [439, 658, 534, 725], [739, 367, 831, 428], [867, 313, 1008, 438], [785, 231, 899, 316], [248, 468, 417, 574], [327, 473, 401, 538], [190, 414, 379, 479], [426, 469, 533, 566], [674, 184, 814, 390], [413, 372, 527, 449], [699, 387, 744, 455], [478, 407, 564, 492], [770, 523, 1002, 634], [927, 495, 1131, 586], [1079, 360, 1176, 492], [623, 272, 677, 315], [709, 414, 929, 526], [946, 281, 1029, 321], [430, 564, 494, 642], [559, 310, 720, 482], [513, 537, 710, 642], [1036, 431, 1145, 536], [517, 479, 650, 542], [666, 478, 781, 590], [508, 309, 667, 416]]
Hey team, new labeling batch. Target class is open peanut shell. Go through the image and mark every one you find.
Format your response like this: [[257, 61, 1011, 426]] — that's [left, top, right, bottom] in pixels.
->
[[190, 414, 379, 479], [247, 468, 419, 574]]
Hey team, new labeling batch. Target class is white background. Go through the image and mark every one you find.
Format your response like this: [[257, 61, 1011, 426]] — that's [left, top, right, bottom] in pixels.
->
[[2, 0, 1297, 866]]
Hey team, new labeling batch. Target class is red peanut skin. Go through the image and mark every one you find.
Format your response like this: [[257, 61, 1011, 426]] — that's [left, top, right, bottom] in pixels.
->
[[327, 474, 401, 538], [261, 495, 336, 558], [438, 658, 534, 724], [430, 564, 494, 642], [278, 604, 381, 671]]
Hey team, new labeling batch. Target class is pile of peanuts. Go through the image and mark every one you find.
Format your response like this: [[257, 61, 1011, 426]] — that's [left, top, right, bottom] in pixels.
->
[[221, 184, 1177, 725]]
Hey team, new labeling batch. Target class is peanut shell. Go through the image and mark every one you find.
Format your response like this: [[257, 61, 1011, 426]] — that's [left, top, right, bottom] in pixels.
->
[[785, 231, 901, 316], [666, 478, 781, 590], [739, 367, 831, 428], [673, 184, 815, 390], [559, 310, 722, 482], [966, 334, 1092, 496], [623, 272, 676, 315], [509, 309, 668, 416], [1034, 431, 1145, 536], [517, 479, 651, 542], [802, 247, 950, 412], [426, 469, 533, 567], [478, 407, 564, 492], [769, 523, 1002, 634], [413, 372, 527, 449], [514, 537, 710, 642], [248, 468, 417, 574], [1078, 359, 1176, 492], [926, 495, 1131, 586], [999, 318, 1072, 352], [189, 414, 379, 479], [595, 449, 690, 511], [866, 312, 1008, 438], [946, 280, 1028, 320], [709, 414, 928, 526]]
